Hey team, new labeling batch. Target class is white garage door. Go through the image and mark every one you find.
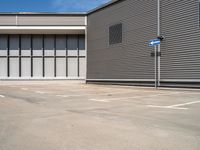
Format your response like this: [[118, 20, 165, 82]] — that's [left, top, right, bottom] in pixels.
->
[[0, 34, 86, 79]]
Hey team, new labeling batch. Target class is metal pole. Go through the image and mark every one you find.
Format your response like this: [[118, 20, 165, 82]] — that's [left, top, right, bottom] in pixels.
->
[[154, 45, 157, 89], [54, 35, 56, 77], [157, 0, 161, 86]]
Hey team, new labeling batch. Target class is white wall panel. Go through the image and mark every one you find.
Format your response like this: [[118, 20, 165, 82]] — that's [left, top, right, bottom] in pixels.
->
[[0, 58, 7, 77], [56, 50, 66, 56], [68, 58, 78, 77], [79, 50, 86, 56], [56, 58, 66, 77], [21, 58, 31, 77], [33, 58, 43, 77], [68, 50, 78, 56], [10, 58, 19, 77], [79, 58, 86, 77], [0, 50, 7, 56], [45, 58, 54, 77]]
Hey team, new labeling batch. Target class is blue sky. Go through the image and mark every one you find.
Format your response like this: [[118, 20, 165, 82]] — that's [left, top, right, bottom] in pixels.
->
[[0, 0, 111, 12]]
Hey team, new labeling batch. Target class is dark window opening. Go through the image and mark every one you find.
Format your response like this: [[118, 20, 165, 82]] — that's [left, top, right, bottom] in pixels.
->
[[109, 23, 122, 45]]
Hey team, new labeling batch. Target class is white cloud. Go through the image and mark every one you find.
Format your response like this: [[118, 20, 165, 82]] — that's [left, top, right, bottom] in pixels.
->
[[51, 0, 111, 12]]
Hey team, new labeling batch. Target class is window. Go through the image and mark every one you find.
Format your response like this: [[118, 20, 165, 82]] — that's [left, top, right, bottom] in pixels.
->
[[109, 23, 122, 45]]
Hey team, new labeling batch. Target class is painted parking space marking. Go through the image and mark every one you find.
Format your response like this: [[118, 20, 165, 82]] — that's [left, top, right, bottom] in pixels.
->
[[147, 101, 200, 110], [0, 95, 5, 98], [89, 99, 110, 102], [88, 93, 181, 102], [35, 91, 47, 94], [21, 88, 28, 91], [147, 105, 188, 110], [168, 101, 200, 107], [56, 91, 140, 98]]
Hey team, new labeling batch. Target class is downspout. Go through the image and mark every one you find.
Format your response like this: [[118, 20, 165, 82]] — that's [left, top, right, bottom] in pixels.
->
[[157, 0, 161, 86]]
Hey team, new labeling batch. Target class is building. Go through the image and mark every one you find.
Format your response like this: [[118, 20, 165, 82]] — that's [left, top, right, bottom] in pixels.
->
[[0, 13, 87, 79], [0, 0, 200, 87]]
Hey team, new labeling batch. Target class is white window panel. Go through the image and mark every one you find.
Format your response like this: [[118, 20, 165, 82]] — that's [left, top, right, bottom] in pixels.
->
[[0, 50, 7, 56], [33, 58, 43, 77], [79, 50, 86, 56], [56, 58, 66, 77], [68, 58, 78, 77], [45, 58, 54, 77], [10, 58, 19, 77], [68, 50, 78, 56], [21, 58, 31, 77], [79, 58, 86, 78], [0, 58, 7, 77]]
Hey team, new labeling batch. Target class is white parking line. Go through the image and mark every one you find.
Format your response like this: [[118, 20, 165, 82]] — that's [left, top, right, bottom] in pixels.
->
[[147, 101, 200, 110], [0, 95, 5, 98], [35, 91, 47, 94], [147, 105, 188, 110], [89, 99, 110, 102], [56, 91, 139, 98], [89, 93, 176, 102], [21, 88, 28, 91], [168, 101, 200, 107]]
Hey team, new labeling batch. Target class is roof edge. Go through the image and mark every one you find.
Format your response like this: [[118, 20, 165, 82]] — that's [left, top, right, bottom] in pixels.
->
[[0, 12, 87, 16], [0, 0, 123, 16], [87, 0, 122, 15]]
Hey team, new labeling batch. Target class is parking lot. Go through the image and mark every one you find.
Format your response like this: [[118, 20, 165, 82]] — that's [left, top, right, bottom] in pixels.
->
[[0, 80, 200, 150]]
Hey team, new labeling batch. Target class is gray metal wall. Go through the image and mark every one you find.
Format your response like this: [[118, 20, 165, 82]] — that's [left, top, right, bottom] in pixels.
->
[[160, 1, 200, 83], [87, 0, 157, 81], [0, 15, 86, 26]]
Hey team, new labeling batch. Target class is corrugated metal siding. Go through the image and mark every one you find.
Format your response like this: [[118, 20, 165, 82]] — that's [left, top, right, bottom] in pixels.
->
[[87, 0, 157, 80], [0, 15, 16, 25], [0, 15, 86, 26], [160, 0, 200, 81], [18, 16, 86, 26]]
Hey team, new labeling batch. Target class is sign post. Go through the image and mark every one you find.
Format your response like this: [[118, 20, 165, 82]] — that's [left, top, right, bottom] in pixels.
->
[[149, 39, 161, 89]]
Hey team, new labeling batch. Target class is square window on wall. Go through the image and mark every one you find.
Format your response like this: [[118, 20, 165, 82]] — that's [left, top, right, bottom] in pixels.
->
[[109, 23, 123, 45]]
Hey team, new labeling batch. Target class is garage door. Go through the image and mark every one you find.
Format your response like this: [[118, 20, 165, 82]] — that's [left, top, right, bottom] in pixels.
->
[[0, 34, 86, 79]]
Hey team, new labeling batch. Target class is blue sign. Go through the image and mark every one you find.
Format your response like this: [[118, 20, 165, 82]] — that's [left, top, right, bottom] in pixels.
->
[[149, 39, 161, 47]]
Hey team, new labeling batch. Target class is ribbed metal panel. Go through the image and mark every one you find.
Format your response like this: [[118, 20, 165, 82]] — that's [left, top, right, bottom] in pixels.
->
[[0, 15, 16, 25], [160, 1, 200, 81], [0, 15, 86, 26], [87, 0, 157, 80], [18, 16, 86, 26]]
